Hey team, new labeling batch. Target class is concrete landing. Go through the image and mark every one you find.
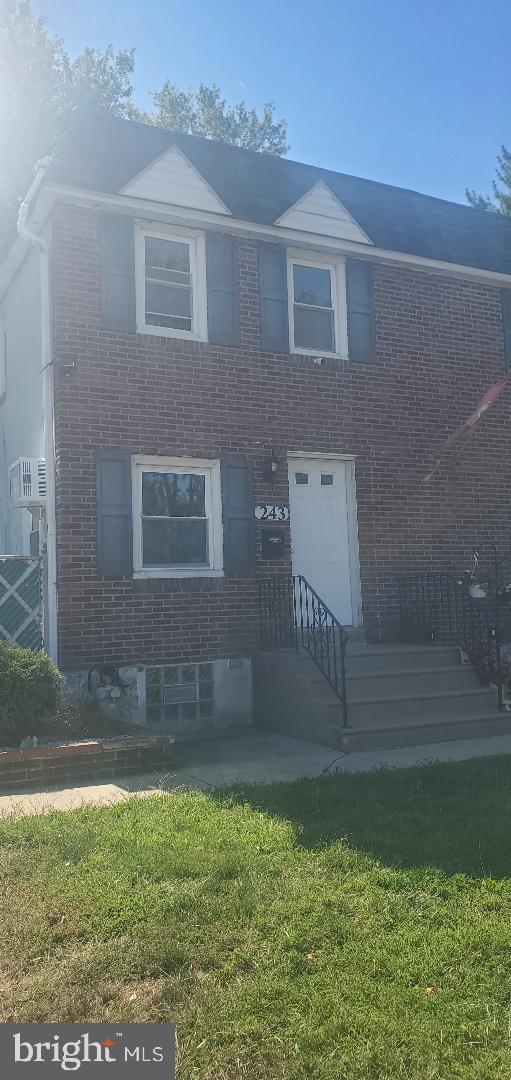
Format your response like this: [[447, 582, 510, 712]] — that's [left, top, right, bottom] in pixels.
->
[[2, 729, 511, 818]]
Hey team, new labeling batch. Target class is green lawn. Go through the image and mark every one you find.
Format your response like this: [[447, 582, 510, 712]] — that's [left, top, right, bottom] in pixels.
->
[[2, 756, 511, 1078]]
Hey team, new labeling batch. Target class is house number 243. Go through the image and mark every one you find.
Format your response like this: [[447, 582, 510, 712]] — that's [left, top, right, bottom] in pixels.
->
[[255, 505, 289, 521]]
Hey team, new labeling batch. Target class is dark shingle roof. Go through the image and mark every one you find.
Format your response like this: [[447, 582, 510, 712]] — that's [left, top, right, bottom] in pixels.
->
[[44, 109, 511, 276]]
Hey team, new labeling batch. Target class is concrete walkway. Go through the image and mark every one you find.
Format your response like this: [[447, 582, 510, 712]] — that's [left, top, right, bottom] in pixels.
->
[[2, 728, 511, 818]]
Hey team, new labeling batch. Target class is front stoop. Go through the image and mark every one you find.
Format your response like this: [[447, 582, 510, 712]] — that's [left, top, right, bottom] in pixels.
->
[[255, 643, 507, 752]]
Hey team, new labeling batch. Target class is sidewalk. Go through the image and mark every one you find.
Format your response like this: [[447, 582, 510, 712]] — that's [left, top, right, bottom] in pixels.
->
[[1, 728, 511, 818]]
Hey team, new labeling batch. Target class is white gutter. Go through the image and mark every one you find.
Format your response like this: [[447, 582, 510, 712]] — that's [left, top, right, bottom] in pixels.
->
[[17, 158, 58, 663]]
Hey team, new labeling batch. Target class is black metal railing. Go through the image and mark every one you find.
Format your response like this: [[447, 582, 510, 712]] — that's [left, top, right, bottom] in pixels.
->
[[258, 575, 348, 726], [398, 553, 511, 710]]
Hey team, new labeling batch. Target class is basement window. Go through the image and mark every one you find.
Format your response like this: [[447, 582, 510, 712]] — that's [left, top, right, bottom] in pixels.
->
[[145, 662, 214, 727]]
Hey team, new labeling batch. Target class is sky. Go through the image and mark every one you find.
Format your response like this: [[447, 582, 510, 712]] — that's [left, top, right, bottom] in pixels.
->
[[32, 0, 511, 206]]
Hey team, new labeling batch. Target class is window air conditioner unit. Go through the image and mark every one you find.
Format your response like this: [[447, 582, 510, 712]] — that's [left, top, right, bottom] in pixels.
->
[[9, 458, 47, 509]]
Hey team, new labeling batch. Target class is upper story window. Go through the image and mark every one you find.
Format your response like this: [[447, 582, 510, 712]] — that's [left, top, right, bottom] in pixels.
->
[[288, 254, 348, 358], [135, 227, 207, 341], [132, 456, 223, 578]]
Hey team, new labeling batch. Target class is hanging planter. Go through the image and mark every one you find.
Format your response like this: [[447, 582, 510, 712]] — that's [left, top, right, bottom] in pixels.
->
[[468, 582, 489, 599], [457, 551, 493, 600]]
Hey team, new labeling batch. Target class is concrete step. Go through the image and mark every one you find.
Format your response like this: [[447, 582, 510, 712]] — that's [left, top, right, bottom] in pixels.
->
[[337, 712, 511, 753], [255, 646, 505, 755], [262, 710, 343, 750], [261, 643, 464, 672], [292, 667, 485, 707], [324, 686, 498, 727], [344, 627, 366, 645], [263, 707, 511, 754], [298, 660, 486, 704], [346, 664, 478, 698], [345, 644, 462, 675]]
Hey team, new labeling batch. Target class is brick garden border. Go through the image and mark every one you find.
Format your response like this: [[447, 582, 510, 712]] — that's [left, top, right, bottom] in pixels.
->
[[0, 734, 175, 792]]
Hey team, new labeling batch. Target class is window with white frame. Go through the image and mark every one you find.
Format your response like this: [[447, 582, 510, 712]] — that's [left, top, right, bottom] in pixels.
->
[[136, 229, 207, 340], [132, 457, 223, 577], [288, 256, 348, 357]]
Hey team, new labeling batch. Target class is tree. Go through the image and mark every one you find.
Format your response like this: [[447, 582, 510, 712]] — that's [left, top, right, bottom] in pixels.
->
[[68, 46, 135, 117], [0, 1, 136, 251], [0, 1, 288, 256], [143, 82, 288, 156], [466, 145, 511, 216], [0, 0, 65, 248]]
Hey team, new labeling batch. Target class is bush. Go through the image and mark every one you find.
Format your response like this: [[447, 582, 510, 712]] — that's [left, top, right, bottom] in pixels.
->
[[40, 700, 131, 742], [0, 643, 61, 747]]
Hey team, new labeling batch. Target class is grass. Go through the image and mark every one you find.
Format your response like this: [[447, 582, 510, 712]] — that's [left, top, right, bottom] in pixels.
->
[[2, 756, 511, 1077]]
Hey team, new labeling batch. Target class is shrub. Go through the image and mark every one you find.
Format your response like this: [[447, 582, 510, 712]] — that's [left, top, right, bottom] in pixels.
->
[[0, 643, 61, 747], [39, 700, 130, 742]]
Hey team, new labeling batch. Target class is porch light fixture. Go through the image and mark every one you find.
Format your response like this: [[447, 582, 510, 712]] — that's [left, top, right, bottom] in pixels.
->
[[263, 448, 280, 482]]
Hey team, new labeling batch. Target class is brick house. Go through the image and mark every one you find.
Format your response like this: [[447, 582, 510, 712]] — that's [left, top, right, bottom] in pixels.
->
[[1, 108, 511, 744]]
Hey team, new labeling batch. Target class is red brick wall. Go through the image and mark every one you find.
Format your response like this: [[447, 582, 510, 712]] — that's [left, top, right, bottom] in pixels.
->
[[0, 735, 174, 790], [51, 202, 511, 670]]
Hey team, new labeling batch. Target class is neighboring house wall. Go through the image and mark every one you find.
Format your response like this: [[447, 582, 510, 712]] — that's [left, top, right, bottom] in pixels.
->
[[0, 246, 44, 555], [51, 201, 511, 698]]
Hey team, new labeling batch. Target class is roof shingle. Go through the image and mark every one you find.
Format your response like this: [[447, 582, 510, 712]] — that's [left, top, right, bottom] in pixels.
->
[[44, 109, 511, 276]]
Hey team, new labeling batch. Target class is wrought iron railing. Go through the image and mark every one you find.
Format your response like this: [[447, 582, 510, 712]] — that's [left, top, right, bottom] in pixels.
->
[[258, 575, 348, 726], [397, 557, 511, 710]]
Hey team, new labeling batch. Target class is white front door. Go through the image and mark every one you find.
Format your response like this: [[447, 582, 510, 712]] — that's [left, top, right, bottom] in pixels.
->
[[288, 456, 359, 626]]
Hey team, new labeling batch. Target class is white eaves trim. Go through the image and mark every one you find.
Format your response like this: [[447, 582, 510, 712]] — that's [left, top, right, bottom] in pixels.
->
[[275, 181, 373, 245], [48, 184, 511, 288], [3, 180, 511, 299]]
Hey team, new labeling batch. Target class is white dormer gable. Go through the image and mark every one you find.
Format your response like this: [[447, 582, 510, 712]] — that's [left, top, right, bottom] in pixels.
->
[[275, 181, 372, 243], [120, 144, 230, 215]]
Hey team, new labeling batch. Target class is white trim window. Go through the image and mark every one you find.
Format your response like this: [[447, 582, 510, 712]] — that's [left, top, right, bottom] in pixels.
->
[[132, 456, 223, 578], [287, 253, 348, 358], [135, 226, 207, 340]]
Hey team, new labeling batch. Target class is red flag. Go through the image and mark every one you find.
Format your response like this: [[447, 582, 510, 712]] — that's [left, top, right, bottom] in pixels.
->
[[464, 376, 509, 428], [422, 376, 509, 482]]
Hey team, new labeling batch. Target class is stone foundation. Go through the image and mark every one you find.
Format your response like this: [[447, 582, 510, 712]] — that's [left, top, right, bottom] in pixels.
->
[[63, 657, 253, 739], [0, 734, 175, 791]]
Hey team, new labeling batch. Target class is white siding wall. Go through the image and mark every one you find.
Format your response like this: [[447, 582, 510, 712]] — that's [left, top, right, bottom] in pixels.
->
[[121, 145, 229, 213], [277, 182, 372, 243], [0, 245, 44, 554]]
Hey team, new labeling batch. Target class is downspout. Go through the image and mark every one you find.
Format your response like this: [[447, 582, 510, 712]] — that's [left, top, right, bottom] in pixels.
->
[[17, 158, 58, 662]]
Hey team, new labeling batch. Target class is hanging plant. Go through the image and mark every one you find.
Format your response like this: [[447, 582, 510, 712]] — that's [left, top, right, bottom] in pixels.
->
[[456, 551, 493, 598]]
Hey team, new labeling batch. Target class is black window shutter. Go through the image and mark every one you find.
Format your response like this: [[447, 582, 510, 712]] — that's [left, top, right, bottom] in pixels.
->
[[101, 213, 136, 331], [502, 289, 511, 371], [221, 459, 254, 575], [206, 232, 240, 345], [96, 450, 133, 577], [259, 242, 289, 352], [346, 258, 375, 363]]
